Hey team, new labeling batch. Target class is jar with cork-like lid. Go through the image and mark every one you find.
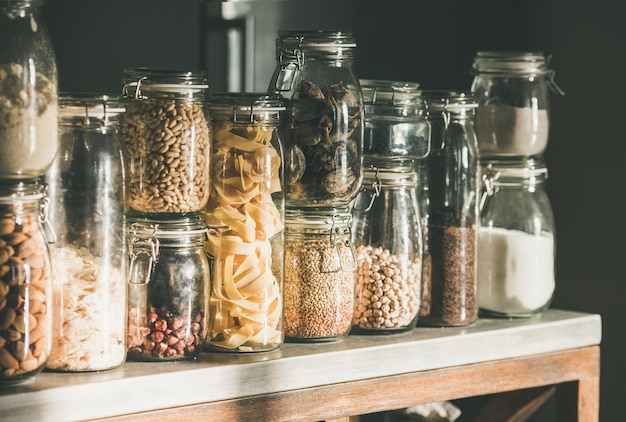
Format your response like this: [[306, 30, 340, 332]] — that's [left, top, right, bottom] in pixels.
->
[[121, 68, 212, 215], [203, 93, 285, 353]]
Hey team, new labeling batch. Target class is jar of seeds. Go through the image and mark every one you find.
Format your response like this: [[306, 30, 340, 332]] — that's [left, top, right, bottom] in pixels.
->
[[203, 93, 285, 353], [0, 180, 52, 384], [121, 68, 211, 215], [126, 212, 209, 361], [0, 0, 59, 180], [284, 212, 356, 342], [419, 91, 479, 327], [269, 30, 364, 214]]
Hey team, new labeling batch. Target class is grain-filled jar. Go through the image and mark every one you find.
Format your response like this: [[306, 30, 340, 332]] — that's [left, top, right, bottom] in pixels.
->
[[0, 181, 52, 384], [203, 93, 285, 353], [478, 158, 555, 317], [0, 0, 59, 179], [126, 212, 209, 361], [45, 94, 127, 371], [351, 168, 423, 334], [269, 30, 364, 214], [121, 68, 211, 214], [419, 91, 479, 327], [470, 51, 564, 158], [284, 212, 355, 342]]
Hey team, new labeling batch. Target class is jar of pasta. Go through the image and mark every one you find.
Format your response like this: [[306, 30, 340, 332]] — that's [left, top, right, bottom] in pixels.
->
[[126, 212, 209, 361], [0, 180, 52, 384], [121, 68, 212, 215], [284, 212, 356, 342], [45, 94, 127, 372], [203, 93, 285, 353], [269, 30, 364, 214]]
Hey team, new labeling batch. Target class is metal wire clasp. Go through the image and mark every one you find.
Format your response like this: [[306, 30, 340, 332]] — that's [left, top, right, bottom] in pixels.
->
[[128, 222, 160, 285], [329, 213, 356, 272]]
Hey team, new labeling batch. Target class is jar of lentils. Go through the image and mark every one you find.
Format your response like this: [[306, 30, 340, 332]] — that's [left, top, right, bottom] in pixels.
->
[[126, 212, 209, 361], [121, 68, 212, 215], [284, 212, 355, 342], [0, 180, 52, 384], [203, 93, 285, 353]]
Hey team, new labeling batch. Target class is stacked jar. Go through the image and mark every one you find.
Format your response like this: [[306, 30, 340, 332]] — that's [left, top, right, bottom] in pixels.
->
[[0, 0, 58, 383], [470, 51, 563, 318], [419, 91, 480, 327], [351, 80, 430, 334], [269, 30, 364, 342], [203, 93, 286, 353], [121, 68, 211, 360]]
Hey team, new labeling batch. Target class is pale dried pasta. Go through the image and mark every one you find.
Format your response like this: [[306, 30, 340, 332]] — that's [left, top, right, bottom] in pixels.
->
[[204, 123, 284, 351]]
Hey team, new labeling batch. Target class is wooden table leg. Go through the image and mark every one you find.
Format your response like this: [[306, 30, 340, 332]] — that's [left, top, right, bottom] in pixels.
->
[[556, 376, 600, 422]]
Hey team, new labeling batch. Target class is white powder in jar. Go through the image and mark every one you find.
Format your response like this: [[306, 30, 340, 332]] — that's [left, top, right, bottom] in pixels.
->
[[475, 104, 549, 157], [477, 227, 555, 315]]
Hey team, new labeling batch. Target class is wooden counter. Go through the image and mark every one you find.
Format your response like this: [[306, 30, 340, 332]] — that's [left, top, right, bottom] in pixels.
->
[[0, 309, 601, 421]]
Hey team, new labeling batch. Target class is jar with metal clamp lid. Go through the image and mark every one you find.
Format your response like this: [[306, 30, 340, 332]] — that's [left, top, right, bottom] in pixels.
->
[[44, 94, 128, 371], [203, 93, 285, 353], [0, 0, 59, 180], [284, 211, 356, 342], [419, 91, 479, 327], [121, 68, 212, 215], [269, 30, 364, 214], [470, 51, 565, 158], [478, 158, 555, 317], [126, 212, 209, 361], [351, 167, 423, 334], [0, 180, 52, 384]]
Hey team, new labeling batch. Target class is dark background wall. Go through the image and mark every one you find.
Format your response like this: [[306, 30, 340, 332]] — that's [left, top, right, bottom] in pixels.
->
[[45, 0, 625, 420]]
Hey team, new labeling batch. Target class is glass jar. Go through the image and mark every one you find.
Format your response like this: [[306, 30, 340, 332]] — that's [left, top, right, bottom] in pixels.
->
[[203, 93, 285, 353], [351, 168, 422, 334], [44, 94, 127, 371], [478, 158, 555, 317], [284, 212, 355, 342], [126, 212, 209, 361], [121, 68, 212, 215], [0, 0, 58, 179], [470, 51, 564, 158], [419, 91, 479, 327], [0, 181, 52, 384], [360, 79, 430, 166], [269, 30, 364, 214]]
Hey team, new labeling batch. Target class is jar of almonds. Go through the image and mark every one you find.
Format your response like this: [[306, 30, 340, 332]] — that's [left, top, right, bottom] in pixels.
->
[[0, 180, 52, 384], [121, 68, 212, 215]]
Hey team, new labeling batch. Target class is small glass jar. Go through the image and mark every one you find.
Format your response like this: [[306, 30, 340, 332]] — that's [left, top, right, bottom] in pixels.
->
[[269, 30, 364, 214], [126, 212, 209, 361], [0, 0, 59, 179], [419, 91, 479, 327], [351, 168, 422, 334], [45, 94, 127, 372], [0, 181, 52, 384], [470, 51, 564, 158], [203, 93, 285, 353], [284, 212, 355, 342], [478, 158, 555, 317], [121, 68, 212, 215]]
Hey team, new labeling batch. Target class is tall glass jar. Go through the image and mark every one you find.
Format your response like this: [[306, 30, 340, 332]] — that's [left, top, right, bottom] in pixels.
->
[[269, 30, 364, 214], [203, 93, 285, 353], [121, 68, 211, 215], [126, 212, 209, 361], [470, 51, 564, 159], [419, 91, 479, 327], [284, 212, 355, 342], [44, 94, 127, 372], [478, 158, 555, 317], [351, 168, 422, 334], [0, 0, 58, 179], [0, 180, 52, 384]]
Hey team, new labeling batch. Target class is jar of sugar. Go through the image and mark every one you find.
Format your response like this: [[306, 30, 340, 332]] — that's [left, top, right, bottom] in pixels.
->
[[470, 51, 564, 159], [478, 158, 555, 317]]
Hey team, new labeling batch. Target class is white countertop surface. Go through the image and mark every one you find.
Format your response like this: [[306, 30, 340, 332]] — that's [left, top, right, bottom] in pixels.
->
[[0, 309, 602, 421]]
